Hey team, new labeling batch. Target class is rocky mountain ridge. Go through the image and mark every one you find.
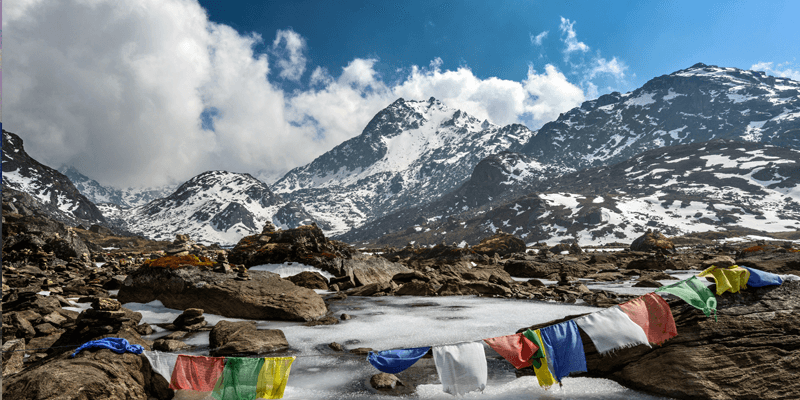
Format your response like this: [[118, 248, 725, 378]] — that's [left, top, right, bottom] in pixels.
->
[[272, 97, 538, 235], [520, 63, 800, 168], [347, 139, 800, 247], [2, 131, 107, 227], [119, 170, 316, 245], [58, 166, 176, 208]]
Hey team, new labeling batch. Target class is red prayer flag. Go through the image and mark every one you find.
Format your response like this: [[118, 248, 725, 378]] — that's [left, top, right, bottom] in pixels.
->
[[620, 292, 678, 345], [170, 354, 226, 391], [484, 333, 539, 369]]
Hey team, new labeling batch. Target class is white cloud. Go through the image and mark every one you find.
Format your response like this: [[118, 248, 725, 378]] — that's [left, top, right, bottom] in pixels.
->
[[751, 62, 800, 81], [522, 64, 586, 124], [5, 0, 587, 188], [272, 28, 307, 81], [559, 17, 589, 58], [530, 30, 549, 46], [589, 57, 628, 80]]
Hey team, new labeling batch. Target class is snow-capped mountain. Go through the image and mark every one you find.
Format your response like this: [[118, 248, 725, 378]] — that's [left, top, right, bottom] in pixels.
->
[[273, 97, 537, 235], [58, 166, 176, 208], [121, 170, 316, 245], [353, 139, 800, 247], [520, 63, 800, 169], [338, 151, 573, 243], [2, 130, 107, 226]]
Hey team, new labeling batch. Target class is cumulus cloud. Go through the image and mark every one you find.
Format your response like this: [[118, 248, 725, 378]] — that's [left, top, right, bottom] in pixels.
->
[[589, 57, 628, 80], [6, 0, 586, 188], [559, 17, 589, 58], [272, 28, 307, 81], [530, 30, 548, 46], [751, 61, 800, 81]]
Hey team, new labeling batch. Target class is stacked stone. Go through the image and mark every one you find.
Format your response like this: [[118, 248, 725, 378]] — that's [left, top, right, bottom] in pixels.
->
[[75, 298, 141, 337], [172, 308, 207, 331], [165, 234, 198, 256]]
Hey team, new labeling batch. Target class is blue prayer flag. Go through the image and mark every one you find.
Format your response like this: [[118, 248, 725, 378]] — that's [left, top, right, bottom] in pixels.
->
[[540, 320, 587, 382], [741, 266, 783, 287], [71, 337, 144, 358], [367, 347, 430, 374]]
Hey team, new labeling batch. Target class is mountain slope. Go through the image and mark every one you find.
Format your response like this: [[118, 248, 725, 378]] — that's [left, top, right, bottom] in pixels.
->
[[273, 97, 537, 234], [521, 63, 800, 169], [2, 130, 107, 226], [59, 166, 176, 208], [121, 170, 315, 245], [357, 140, 800, 247]]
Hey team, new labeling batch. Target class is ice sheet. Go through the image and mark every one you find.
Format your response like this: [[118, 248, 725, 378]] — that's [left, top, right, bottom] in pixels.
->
[[123, 292, 675, 399]]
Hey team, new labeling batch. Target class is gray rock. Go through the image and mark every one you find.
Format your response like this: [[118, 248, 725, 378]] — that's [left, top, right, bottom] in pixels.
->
[[209, 320, 289, 357], [118, 266, 327, 321]]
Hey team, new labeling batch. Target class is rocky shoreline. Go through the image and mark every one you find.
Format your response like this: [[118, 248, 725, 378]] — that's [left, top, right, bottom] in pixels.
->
[[3, 201, 800, 399]]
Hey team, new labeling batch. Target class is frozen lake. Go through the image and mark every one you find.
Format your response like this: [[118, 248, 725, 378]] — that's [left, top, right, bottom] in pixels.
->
[[116, 283, 672, 399]]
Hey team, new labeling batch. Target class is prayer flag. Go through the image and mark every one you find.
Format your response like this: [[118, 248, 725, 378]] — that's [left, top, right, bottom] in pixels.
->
[[256, 357, 295, 399], [71, 337, 144, 358], [698, 265, 750, 295], [142, 350, 179, 382], [170, 355, 225, 391], [655, 276, 717, 320], [524, 329, 557, 388], [575, 306, 651, 354], [540, 320, 587, 382], [741, 266, 783, 287], [432, 342, 487, 396], [620, 293, 678, 345], [367, 347, 430, 374], [212, 357, 265, 400], [484, 333, 539, 369]]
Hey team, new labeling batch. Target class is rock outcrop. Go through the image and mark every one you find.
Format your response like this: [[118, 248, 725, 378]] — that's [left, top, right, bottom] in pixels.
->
[[2, 332, 170, 400], [630, 230, 675, 252], [472, 231, 526, 256], [117, 265, 327, 322], [518, 281, 800, 400]]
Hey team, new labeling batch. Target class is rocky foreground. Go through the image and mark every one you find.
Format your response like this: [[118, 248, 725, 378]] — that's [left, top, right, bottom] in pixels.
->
[[3, 199, 800, 399]]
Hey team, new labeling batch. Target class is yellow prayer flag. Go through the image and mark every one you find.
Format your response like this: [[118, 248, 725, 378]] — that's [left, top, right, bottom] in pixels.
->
[[256, 356, 295, 399]]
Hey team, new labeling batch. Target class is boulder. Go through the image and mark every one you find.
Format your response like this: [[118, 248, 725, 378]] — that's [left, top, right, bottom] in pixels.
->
[[339, 255, 413, 287], [209, 320, 289, 357], [517, 281, 800, 400], [630, 230, 675, 252], [395, 281, 437, 296], [118, 265, 327, 322], [287, 270, 329, 290], [228, 224, 355, 268], [472, 232, 526, 256]]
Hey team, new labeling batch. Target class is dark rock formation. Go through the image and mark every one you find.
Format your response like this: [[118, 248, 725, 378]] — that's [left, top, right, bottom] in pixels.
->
[[630, 230, 675, 252], [472, 232, 526, 256], [287, 270, 329, 290]]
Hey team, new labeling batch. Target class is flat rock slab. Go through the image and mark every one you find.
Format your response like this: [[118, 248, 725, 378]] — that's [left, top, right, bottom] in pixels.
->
[[118, 266, 327, 321]]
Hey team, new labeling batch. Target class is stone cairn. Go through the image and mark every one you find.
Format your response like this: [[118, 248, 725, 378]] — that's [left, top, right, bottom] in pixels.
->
[[75, 298, 137, 337], [172, 308, 207, 331]]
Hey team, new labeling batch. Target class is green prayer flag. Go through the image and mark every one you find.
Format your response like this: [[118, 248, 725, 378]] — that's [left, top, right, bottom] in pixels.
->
[[655, 276, 718, 321], [212, 357, 266, 400], [522, 329, 545, 369]]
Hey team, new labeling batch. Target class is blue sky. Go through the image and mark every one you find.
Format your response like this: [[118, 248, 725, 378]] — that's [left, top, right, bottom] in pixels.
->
[[5, 0, 800, 188], [199, 0, 800, 95]]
